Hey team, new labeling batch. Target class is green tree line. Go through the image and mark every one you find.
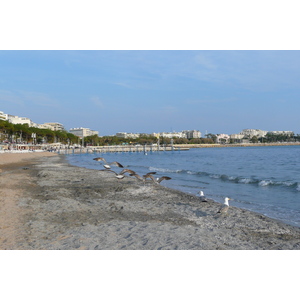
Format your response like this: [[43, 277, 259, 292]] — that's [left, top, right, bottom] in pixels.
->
[[0, 120, 78, 144]]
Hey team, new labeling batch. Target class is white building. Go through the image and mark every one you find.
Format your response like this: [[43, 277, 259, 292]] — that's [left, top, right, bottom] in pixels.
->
[[69, 127, 99, 138], [183, 130, 201, 139], [230, 134, 244, 143], [216, 133, 230, 143], [7, 115, 33, 126], [39, 122, 65, 131], [116, 132, 140, 139], [0, 111, 7, 121], [158, 132, 187, 138], [268, 131, 294, 136], [240, 129, 268, 138]]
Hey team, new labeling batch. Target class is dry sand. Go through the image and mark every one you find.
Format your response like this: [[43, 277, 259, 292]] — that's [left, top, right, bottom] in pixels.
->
[[1, 152, 300, 250]]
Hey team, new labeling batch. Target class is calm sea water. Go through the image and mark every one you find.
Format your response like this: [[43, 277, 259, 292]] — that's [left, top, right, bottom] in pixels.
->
[[66, 145, 300, 228]]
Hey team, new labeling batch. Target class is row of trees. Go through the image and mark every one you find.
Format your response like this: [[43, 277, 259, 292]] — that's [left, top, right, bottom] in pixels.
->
[[0, 120, 79, 144], [84, 134, 216, 146], [251, 133, 300, 143], [2, 120, 300, 146]]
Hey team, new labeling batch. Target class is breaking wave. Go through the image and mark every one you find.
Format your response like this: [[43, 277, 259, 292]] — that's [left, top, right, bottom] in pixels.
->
[[149, 166, 300, 191]]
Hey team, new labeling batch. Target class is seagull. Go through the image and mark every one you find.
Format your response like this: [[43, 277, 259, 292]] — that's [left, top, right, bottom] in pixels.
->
[[129, 172, 157, 183], [217, 197, 232, 214], [119, 168, 136, 175], [199, 190, 207, 202], [93, 157, 124, 169], [93, 157, 107, 162], [99, 169, 126, 179], [143, 174, 172, 184]]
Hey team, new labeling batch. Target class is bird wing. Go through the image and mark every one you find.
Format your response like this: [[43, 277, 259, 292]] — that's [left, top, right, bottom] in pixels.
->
[[130, 174, 144, 181], [143, 174, 156, 182], [110, 161, 124, 168], [93, 157, 107, 162], [119, 168, 136, 175], [157, 176, 172, 183], [146, 172, 157, 175], [217, 205, 229, 214]]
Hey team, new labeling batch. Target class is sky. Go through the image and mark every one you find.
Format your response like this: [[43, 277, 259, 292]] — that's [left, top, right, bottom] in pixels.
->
[[1, 50, 300, 136]]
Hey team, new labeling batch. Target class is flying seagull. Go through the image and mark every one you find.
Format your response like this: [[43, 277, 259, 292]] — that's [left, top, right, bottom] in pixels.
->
[[93, 157, 124, 169], [129, 172, 157, 183], [143, 173, 172, 184], [100, 169, 126, 182], [217, 197, 232, 214]]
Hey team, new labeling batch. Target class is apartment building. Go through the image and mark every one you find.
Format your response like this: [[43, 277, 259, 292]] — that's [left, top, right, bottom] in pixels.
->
[[268, 131, 294, 136], [69, 127, 99, 138], [116, 132, 140, 139], [240, 129, 268, 138], [0, 111, 7, 121], [216, 133, 230, 143], [7, 115, 33, 126], [183, 130, 201, 139], [39, 122, 65, 131]]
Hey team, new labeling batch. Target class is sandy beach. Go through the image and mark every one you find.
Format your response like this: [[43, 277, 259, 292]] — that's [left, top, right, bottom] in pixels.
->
[[1, 152, 300, 250]]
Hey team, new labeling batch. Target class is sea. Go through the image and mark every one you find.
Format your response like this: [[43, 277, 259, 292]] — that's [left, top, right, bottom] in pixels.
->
[[66, 145, 300, 228]]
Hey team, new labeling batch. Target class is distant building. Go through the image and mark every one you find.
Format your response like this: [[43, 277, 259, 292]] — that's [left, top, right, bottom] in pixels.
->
[[183, 130, 201, 139], [116, 132, 140, 139], [7, 115, 33, 126], [39, 122, 65, 131], [268, 131, 294, 136], [0, 111, 7, 121], [216, 133, 230, 144], [240, 129, 268, 138], [69, 127, 99, 138], [230, 134, 244, 143], [158, 132, 187, 138]]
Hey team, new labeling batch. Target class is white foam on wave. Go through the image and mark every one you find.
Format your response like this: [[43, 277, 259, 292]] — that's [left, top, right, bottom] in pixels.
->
[[259, 180, 273, 187], [148, 166, 182, 173], [239, 178, 255, 184]]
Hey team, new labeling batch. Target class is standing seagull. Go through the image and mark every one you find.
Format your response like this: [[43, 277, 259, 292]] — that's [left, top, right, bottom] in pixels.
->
[[199, 190, 207, 202], [217, 197, 232, 214]]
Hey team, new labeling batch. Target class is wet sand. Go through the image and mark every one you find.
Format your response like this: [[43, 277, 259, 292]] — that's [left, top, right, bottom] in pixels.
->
[[1, 153, 300, 250]]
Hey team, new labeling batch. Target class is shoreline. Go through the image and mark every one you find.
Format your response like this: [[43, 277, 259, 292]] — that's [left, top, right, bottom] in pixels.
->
[[1, 153, 300, 249], [175, 142, 300, 149]]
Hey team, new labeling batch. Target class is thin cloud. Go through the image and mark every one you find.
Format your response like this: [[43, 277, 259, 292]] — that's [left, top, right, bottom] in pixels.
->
[[91, 96, 104, 108], [185, 98, 237, 104], [20, 91, 61, 108], [0, 90, 24, 105], [194, 53, 218, 70]]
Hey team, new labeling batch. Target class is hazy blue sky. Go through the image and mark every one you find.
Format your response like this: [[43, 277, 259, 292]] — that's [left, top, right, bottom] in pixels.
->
[[1, 50, 300, 136]]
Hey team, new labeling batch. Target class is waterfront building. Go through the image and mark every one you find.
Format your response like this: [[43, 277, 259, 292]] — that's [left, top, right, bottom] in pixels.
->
[[69, 127, 99, 138], [230, 134, 244, 143], [240, 129, 268, 138], [116, 132, 140, 139], [268, 131, 294, 136], [39, 122, 65, 131], [7, 115, 33, 126], [159, 132, 187, 138], [183, 130, 201, 139], [0, 111, 7, 121], [216, 133, 230, 144]]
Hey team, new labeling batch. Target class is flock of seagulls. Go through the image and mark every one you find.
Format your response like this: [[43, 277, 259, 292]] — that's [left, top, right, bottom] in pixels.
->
[[93, 157, 172, 185], [93, 156, 232, 215]]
